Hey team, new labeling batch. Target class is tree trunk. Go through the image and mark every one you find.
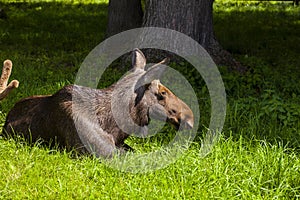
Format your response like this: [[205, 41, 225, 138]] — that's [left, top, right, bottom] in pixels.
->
[[0, 7, 8, 20], [143, 0, 245, 72], [144, 0, 214, 49], [106, 0, 245, 72], [106, 0, 143, 37]]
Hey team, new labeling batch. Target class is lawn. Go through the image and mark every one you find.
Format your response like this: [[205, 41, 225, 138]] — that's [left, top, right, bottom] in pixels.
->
[[0, 0, 299, 199]]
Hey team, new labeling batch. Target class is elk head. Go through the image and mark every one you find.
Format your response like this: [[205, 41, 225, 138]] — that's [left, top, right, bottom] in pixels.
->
[[112, 49, 194, 137], [147, 79, 194, 130]]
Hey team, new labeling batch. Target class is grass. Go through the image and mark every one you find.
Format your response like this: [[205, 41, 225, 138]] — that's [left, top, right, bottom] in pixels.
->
[[0, 0, 300, 199], [1, 135, 299, 199]]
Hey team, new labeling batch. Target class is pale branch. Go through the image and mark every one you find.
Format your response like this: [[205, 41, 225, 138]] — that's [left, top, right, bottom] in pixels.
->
[[0, 60, 19, 100]]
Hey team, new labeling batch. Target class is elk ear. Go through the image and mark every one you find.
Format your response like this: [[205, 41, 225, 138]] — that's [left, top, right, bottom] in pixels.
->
[[149, 80, 160, 93], [134, 58, 168, 92], [133, 57, 168, 105], [132, 48, 146, 70]]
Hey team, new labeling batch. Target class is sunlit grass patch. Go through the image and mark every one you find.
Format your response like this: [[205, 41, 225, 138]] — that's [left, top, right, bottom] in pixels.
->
[[0, 135, 299, 199]]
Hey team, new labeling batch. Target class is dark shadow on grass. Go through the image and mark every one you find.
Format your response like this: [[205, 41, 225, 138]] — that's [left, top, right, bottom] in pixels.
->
[[214, 5, 300, 72], [0, 128, 92, 159], [212, 3, 300, 150], [0, 2, 108, 54]]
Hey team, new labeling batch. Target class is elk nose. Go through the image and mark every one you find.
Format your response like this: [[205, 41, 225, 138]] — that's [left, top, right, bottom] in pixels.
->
[[179, 112, 194, 130], [180, 117, 193, 130], [185, 119, 194, 129]]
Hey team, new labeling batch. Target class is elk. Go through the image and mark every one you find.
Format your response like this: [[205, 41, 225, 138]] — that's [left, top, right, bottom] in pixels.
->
[[3, 49, 194, 158], [0, 60, 19, 100]]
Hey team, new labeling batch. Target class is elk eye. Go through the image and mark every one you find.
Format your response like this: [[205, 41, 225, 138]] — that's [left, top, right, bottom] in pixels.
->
[[171, 109, 177, 114], [156, 93, 164, 100], [157, 90, 166, 100]]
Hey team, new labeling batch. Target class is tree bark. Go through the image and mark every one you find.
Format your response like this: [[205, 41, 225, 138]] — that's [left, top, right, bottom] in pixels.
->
[[143, 0, 214, 49], [106, 0, 245, 72], [142, 0, 245, 72], [0, 7, 8, 20], [106, 0, 143, 37]]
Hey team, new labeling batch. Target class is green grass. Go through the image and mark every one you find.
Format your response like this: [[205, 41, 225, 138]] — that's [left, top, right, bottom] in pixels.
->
[[0, 0, 300, 199], [1, 135, 299, 199]]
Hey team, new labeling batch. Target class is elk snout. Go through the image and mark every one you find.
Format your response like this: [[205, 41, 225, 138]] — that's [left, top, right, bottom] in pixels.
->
[[154, 83, 194, 131], [180, 113, 194, 130], [167, 106, 194, 130]]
